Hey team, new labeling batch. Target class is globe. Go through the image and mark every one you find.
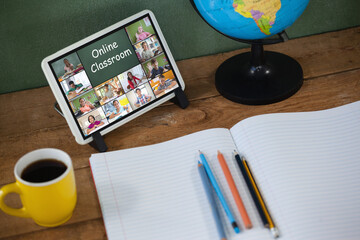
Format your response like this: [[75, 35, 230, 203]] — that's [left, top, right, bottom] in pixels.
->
[[192, 0, 309, 40], [190, 0, 310, 105]]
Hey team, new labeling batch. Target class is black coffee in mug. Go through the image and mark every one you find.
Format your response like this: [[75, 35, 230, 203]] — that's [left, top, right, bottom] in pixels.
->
[[21, 159, 67, 183]]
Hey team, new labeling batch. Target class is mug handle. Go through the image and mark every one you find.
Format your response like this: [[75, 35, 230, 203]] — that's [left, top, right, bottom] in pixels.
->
[[0, 183, 30, 218]]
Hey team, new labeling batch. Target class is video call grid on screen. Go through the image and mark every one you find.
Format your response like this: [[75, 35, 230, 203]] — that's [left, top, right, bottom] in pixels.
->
[[49, 14, 180, 139]]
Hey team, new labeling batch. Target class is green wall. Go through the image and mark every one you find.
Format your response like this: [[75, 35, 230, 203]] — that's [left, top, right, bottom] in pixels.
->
[[1, 0, 359, 94]]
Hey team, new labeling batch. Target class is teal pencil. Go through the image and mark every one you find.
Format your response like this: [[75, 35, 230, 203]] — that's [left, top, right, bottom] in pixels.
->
[[199, 151, 240, 234]]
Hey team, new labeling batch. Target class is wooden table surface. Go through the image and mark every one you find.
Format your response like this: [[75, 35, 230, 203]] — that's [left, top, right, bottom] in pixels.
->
[[1, 27, 360, 240]]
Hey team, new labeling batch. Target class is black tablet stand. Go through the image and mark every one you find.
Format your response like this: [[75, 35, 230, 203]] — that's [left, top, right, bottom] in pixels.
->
[[89, 131, 108, 152], [170, 87, 190, 109], [53, 87, 189, 152]]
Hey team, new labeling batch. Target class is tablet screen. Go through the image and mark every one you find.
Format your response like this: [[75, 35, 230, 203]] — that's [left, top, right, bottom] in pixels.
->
[[49, 14, 180, 139]]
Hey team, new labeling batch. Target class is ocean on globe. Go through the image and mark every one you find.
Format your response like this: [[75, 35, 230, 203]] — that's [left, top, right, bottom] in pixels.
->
[[192, 0, 310, 40]]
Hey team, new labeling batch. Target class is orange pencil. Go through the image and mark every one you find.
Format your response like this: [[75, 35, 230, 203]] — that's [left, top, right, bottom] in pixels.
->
[[217, 151, 252, 229]]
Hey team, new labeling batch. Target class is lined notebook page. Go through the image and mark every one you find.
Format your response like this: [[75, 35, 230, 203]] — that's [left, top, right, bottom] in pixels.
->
[[90, 128, 270, 240], [230, 101, 360, 240]]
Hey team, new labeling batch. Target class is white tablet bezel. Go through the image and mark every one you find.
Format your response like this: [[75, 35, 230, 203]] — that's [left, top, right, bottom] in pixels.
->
[[41, 10, 185, 145]]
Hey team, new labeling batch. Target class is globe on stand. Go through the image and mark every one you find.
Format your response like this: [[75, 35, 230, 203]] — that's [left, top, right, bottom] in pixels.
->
[[191, 0, 310, 105]]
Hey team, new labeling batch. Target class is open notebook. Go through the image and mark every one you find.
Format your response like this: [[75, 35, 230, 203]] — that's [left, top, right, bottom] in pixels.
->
[[89, 101, 360, 240]]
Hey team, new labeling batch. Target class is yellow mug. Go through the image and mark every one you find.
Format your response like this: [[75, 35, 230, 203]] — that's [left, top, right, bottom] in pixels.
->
[[0, 148, 77, 227]]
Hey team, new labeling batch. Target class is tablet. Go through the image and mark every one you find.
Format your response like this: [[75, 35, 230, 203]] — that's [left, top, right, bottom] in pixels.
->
[[42, 10, 185, 145]]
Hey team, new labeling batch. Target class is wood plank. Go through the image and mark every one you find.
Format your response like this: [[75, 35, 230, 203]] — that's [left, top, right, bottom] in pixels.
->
[[1, 69, 359, 185], [2, 219, 106, 240], [1, 27, 360, 138], [1, 68, 359, 239]]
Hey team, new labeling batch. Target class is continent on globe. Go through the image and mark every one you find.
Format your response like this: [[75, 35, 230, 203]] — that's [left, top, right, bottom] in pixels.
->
[[233, 0, 281, 35]]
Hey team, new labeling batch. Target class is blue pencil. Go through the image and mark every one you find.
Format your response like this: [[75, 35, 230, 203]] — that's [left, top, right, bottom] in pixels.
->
[[199, 151, 240, 234], [198, 162, 227, 240]]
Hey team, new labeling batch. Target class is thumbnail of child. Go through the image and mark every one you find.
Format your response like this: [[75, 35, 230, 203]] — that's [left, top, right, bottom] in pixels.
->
[[125, 17, 155, 44], [142, 53, 171, 79], [77, 108, 108, 136], [126, 82, 155, 110], [70, 90, 100, 117], [51, 52, 84, 80], [150, 71, 179, 98], [60, 70, 93, 101], [133, 35, 162, 63], [102, 95, 133, 123], [94, 76, 125, 105], [118, 64, 148, 93]]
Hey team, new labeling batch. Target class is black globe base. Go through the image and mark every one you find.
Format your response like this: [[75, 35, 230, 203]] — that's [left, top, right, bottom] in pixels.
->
[[215, 44, 303, 105]]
